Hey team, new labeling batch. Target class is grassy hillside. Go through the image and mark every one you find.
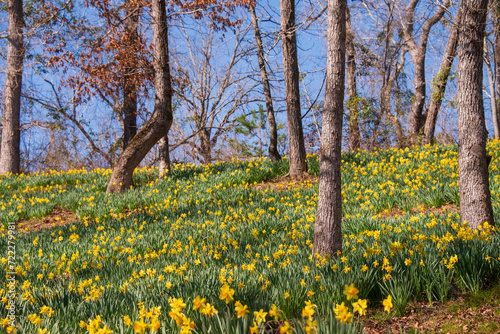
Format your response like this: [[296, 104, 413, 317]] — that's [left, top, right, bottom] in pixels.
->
[[1, 142, 500, 333]]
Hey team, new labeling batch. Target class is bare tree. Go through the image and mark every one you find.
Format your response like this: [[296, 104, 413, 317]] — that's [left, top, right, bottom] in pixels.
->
[[491, 0, 500, 138], [423, 8, 461, 145], [313, 0, 346, 257], [106, 0, 173, 193], [402, 0, 450, 143], [250, 3, 282, 161], [173, 21, 256, 164], [358, 0, 407, 150], [457, 0, 494, 228], [22, 80, 115, 168], [484, 35, 500, 139], [280, 0, 307, 178], [0, 0, 24, 174], [346, 5, 360, 151]]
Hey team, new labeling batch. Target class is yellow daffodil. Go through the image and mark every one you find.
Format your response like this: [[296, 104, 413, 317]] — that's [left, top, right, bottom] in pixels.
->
[[219, 284, 235, 303], [352, 299, 368, 316], [382, 295, 393, 313], [133, 318, 148, 334], [343, 284, 359, 300]]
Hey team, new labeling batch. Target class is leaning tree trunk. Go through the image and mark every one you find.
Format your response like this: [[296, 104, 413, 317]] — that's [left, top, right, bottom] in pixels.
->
[[346, 5, 360, 151], [122, 0, 139, 149], [457, 0, 494, 229], [313, 0, 346, 257], [250, 4, 281, 162], [423, 8, 461, 145], [280, 0, 307, 178], [106, 0, 172, 193], [0, 0, 24, 175]]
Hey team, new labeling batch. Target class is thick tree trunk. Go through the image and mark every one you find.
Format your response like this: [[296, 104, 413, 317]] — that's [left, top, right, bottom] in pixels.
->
[[280, 0, 307, 178], [250, 4, 281, 162], [423, 9, 461, 145], [346, 6, 360, 151], [122, 0, 139, 149], [158, 134, 170, 176], [0, 0, 24, 175], [106, 0, 172, 193], [404, 0, 448, 143], [199, 128, 213, 165], [457, 0, 494, 229], [313, 0, 345, 257]]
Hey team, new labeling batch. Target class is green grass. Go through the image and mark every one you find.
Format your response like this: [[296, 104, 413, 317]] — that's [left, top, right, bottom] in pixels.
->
[[0, 143, 499, 334]]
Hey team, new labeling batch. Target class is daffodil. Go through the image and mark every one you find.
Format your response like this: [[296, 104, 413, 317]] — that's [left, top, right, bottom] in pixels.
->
[[302, 300, 315, 319], [253, 309, 267, 324], [235, 301, 250, 318], [219, 284, 235, 303], [352, 299, 368, 316], [193, 296, 205, 310], [280, 321, 293, 333], [343, 284, 359, 300], [382, 295, 393, 313], [269, 304, 280, 320], [133, 318, 148, 334]]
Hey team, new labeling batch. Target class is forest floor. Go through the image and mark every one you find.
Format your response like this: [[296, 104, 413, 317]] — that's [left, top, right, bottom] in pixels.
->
[[362, 281, 500, 333]]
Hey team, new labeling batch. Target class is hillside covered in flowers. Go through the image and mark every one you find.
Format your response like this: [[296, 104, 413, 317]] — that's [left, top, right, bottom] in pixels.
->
[[1, 143, 500, 333]]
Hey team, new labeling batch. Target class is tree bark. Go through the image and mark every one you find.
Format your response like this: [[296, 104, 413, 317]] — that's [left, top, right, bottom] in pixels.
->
[[493, 1, 500, 137], [403, 0, 449, 143], [484, 37, 500, 139], [346, 5, 360, 151], [106, 0, 172, 193], [280, 0, 307, 178], [457, 0, 494, 228], [122, 0, 139, 149], [313, 0, 345, 257], [158, 134, 170, 176], [250, 4, 281, 162], [423, 8, 461, 145], [0, 0, 24, 175]]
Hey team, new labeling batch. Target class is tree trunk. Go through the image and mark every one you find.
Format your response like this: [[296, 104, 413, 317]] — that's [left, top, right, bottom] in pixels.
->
[[457, 0, 494, 229], [403, 0, 449, 143], [423, 9, 461, 145], [493, 2, 500, 138], [250, 4, 281, 162], [408, 52, 427, 138], [122, 86, 138, 149], [122, 0, 139, 149], [313, 0, 345, 257], [106, 0, 172, 193], [199, 128, 213, 165], [280, 0, 307, 178], [0, 0, 24, 175], [485, 38, 500, 139], [346, 6, 360, 151], [158, 134, 170, 176]]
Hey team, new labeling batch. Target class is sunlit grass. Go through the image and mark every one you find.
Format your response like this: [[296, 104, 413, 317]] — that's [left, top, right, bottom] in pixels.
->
[[0, 142, 499, 333]]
